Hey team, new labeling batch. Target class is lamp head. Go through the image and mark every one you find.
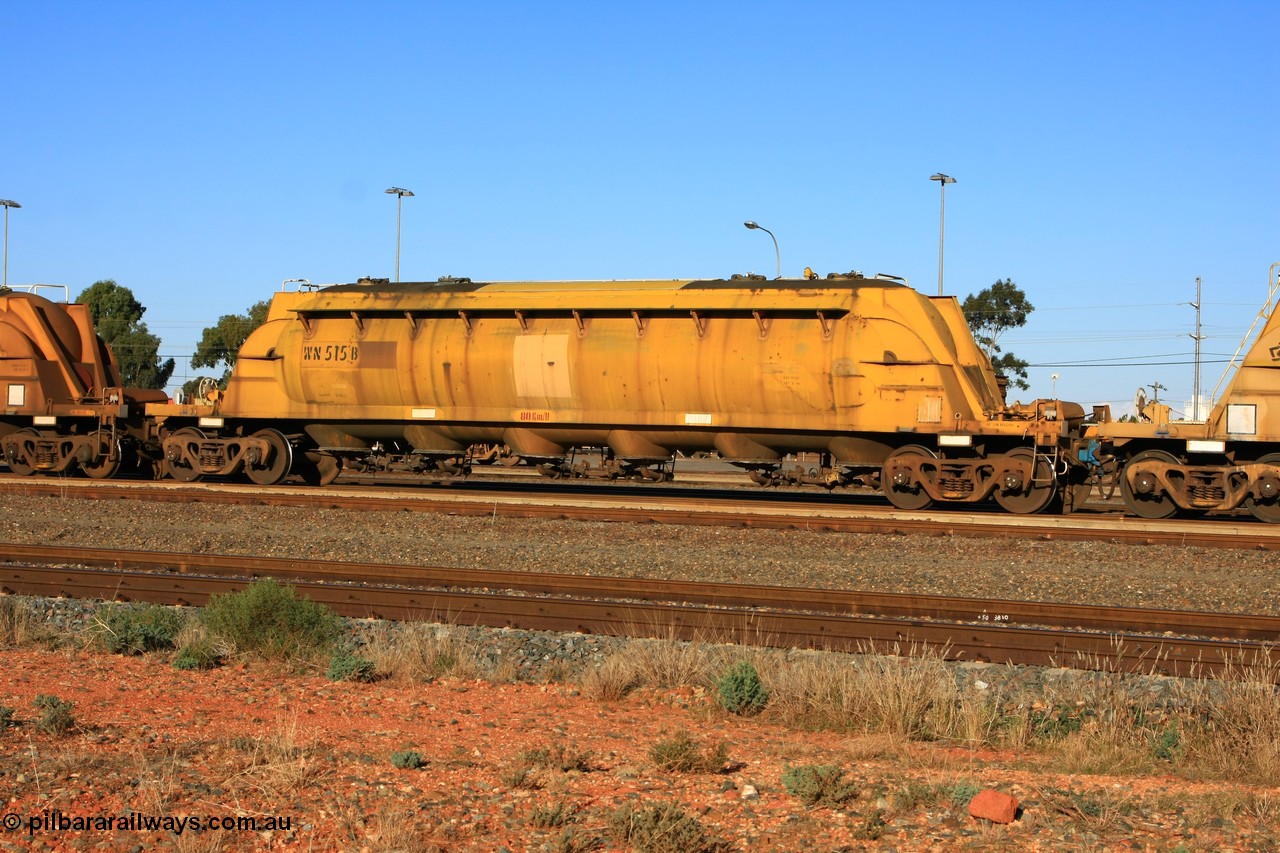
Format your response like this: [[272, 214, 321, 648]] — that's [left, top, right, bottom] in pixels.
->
[[385, 187, 414, 198], [0, 200, 20, 209], [744, 221, 758, 230], [929, 173, 956, 185]]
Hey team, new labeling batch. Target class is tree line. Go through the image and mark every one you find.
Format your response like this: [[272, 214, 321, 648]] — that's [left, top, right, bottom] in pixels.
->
[[76, 277, 1034, 397]]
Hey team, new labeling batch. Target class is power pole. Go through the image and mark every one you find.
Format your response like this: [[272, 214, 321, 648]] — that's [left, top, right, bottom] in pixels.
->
[[1189, 277, 1203, 420]]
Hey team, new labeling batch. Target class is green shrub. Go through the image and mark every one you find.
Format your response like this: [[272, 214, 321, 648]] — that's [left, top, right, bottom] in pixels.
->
[[716, 660, 769, 716], [390, 749, 424, 770], [201, 579, 340, 662], [173, 636, 221, 670], [1029, 703, 1087, 741], [326, 648, 377, 682], [0, 706, 14, 730], [34, 694, 75, 736], [1153, 723, 1182, 762], [95, 603, 184, 655], [608, 802, 722, 853], [649, 731, 730, 774], [781, 764, 860, 808], [947, 781, 983, 807]]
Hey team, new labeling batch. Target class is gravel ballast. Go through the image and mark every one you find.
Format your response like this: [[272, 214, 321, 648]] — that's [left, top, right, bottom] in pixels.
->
[[1, 493, 1276, 615]]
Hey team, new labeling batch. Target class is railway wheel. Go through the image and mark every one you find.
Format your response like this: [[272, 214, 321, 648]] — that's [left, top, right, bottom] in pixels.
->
[[993, 448, 1058, 514], [4, 428, 39, 476], [881, 445, 936, 511], [1119, 449, 1179, 519], [245, 428, 293, 486], [163, 428, 206, 482], [80, 433, 122, 480], [1244, 453, 1280, 523], [299, 451, 342, 487]]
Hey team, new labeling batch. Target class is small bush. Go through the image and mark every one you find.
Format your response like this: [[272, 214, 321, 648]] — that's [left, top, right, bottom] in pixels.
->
[[948, 781, 984, 807], [893, 779, 981, 811], [327, 648, 377, 682], [94, 603, 184, 655], [608, 802, 722, 853], [853, 809, 887, 841], [173, 636, 221, 670], [520, 741, 594, 773], [501, 764, 543, 790], [782, 764, 860, 808], [529, 800, 575, 828], [649, 731, 730, 774], [716, 660, 769, 716], [390, 749, 424, 770], [1153, 723, 1181, 763], [551, 827, 597, 853], [201, 579, 341, 662], [0, 706, 14, 729], [1029, 703, 1087, 741], [34, 694, 75, 736]]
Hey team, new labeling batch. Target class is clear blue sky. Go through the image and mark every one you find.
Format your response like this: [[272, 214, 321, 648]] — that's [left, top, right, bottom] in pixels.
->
[[4, 1, 1277, 415]]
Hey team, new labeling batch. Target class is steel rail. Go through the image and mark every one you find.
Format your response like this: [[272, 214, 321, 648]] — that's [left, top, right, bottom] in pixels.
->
[[3, 543, 1278, 641], [0, 550, 1274, 679], [1, 478, 1277, 550]]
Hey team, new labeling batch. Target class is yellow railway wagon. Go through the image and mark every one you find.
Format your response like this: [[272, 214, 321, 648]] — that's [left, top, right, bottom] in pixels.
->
[[1081, 265, 1280, 522], [154, 274, 1084, 513]]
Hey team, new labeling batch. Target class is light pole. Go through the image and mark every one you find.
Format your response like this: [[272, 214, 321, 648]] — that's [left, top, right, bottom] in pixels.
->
[[384, 187, 414, 282], [1189, 276, 1203, 421], [0, 199, 19, 288], [743, 221, 780, 279], [929, 173, 955, 296]]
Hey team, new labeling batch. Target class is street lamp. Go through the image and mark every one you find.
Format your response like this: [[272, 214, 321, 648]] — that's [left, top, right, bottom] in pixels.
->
[[0, 199, 19, 288], [743, 220, 781, 279], [929, 173, 956, 296], [384, 187, 414, 282]]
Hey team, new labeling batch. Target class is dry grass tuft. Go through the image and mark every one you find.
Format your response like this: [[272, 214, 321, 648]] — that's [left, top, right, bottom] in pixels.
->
[[627, 631, 719, 689], [579, 654, 642, 701], [0, 595, 58, 648], [1040, 786, 1136, 835], [362, 807, 430, 852], [364, 624, 479, 682], [132, 742, 208, 813], [751, 643, 1002, 744], [229, 716, 329, 796], [1181, 652, 1280, 784]]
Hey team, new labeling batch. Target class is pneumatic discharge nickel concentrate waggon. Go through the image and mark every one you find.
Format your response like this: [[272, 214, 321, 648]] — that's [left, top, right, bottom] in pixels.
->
[[3, 265, 1280, 522]]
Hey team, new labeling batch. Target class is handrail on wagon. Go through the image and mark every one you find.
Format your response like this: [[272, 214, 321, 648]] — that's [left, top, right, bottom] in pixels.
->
[[3, 284, 71, 302], [281, 278, 320, 292], [1210, 261, 1280, 402]]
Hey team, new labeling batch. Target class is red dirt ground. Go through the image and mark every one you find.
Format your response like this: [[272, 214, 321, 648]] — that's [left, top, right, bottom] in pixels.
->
[[1, 647, 1275, 852]]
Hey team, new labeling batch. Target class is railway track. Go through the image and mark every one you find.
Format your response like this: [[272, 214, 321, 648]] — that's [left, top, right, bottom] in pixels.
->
[[2, 544, 1275, 679], [1, 476, 1277, 550]]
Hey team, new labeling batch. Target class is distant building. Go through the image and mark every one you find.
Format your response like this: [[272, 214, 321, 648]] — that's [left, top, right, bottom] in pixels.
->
[[1183, 395, 1214, 422]]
